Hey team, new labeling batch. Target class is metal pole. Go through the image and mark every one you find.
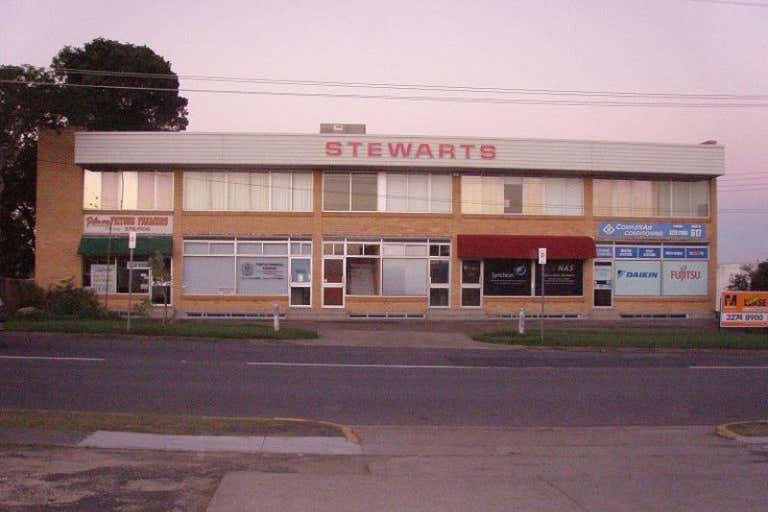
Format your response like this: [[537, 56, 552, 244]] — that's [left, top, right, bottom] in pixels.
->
[[540, 262, 545, 343], [105, 223, 112, 310], [273, 303, 280, 332], [127, 248, 133, 332]]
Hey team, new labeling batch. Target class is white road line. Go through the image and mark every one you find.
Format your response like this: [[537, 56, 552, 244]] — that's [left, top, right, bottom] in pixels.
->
[[247, 362, 497, 370], [0, 355, 105, 362], [690, 365, 768, 370]]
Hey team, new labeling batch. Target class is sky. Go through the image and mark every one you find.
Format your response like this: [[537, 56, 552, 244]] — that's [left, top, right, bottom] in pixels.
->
[[2, 0, 767, 263]]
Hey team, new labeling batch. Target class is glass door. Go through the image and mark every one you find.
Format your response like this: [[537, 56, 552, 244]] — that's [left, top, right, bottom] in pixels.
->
[[593, 261, 613, 307]]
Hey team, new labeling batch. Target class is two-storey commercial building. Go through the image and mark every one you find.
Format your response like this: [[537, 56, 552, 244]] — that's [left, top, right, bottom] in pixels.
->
[[35, 126, 723, 320]]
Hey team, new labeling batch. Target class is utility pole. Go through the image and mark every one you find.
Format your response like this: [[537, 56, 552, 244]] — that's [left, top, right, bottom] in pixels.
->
[[127, 231, 136, 332], [538, 248, 547, 344]]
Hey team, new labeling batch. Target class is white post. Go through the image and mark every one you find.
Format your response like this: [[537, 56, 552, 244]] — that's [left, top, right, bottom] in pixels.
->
[[273, 303, 280, 332], [538, 248, 547, 344], [127, 232, 136, 332], [518, 305, 526, 335]]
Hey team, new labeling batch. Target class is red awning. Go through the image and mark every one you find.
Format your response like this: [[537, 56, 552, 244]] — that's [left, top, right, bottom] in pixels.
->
[[457, 235, 596, 260]]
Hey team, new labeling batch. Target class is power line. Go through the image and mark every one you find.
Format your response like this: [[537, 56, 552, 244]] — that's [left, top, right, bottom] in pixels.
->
[[4, 79, 768, 108], [49, 67, 768, 101], [689, 0, 768, 7]]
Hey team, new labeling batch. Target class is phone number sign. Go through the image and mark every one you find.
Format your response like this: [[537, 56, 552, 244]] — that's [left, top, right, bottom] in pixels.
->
[[599, 222, 706, 240], [720, 291, 768, 328]]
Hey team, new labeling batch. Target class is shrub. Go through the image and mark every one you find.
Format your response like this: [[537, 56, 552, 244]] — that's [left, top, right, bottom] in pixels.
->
[[42, 280, 115, 319]]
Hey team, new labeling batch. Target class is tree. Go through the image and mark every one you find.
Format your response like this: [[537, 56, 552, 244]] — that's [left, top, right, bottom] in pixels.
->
[[1, 38, 188, 277], [147, 251, 171, 325], [729, 260, 768, 291]]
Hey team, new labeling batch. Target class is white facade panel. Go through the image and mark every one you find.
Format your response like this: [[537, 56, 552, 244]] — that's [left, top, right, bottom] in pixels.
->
[[75, 132, 724, 176]]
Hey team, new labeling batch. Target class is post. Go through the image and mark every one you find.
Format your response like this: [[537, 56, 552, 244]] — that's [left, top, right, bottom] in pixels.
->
[[538, 248, 547, 344], [273, 303, 280, 332], [127, 232, 136, 332], [518, 305, 526, 335]]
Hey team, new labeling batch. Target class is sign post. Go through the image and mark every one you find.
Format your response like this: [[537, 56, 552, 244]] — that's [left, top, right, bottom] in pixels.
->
[[538, 248, 547, 343], [127, 231, 136, 332]]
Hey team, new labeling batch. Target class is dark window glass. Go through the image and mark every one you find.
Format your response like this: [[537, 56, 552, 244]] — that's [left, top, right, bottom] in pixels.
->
[[430, 260, 449, 284], [291, 287, 311, 306], [323, 287, 343, 306], [462, 260, 481, 284], [483, 259, 531, 296], [534, 260, 583, 296], [430, 288, 449, 307], [324, 173, 350, 211], [350, 173, 378, 211], [461, 288, 481, 307]]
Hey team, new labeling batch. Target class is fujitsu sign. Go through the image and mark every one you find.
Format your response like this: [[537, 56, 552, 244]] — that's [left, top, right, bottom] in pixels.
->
[[325, 141, 497, 160]]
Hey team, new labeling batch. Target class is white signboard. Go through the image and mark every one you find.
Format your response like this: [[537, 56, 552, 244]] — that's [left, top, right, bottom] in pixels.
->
[[84, 215, 173, 235], [538, 248, 547, 265], [662, 261, 708, 296], [128, 231, 137, 249], [614, 261, 661, 296], [90, 264, 117, 294]]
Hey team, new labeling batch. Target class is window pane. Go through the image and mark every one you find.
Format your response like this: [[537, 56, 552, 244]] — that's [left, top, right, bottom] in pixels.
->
[[383, 244, 405, 256], [386, 173, 408, 212], [271, 172, 292, 211], [156, 172, 173, 210], [382, 258, 427, 296], [346, 257, 380, 295], [183, 241, 208, 255], [656, 181, 671, 216], [292, 172, 313, 211], [237, 242, 262, 255], [691, 181, 709, 217], [612, 180, 632, 216], [263, 243, 288, 255], [184, 172, 210, 210], [183, 256, 235, 295], [462, 260, 481, 284], [430, 174, 452, 213], [482, 176, 504, 214], [461, 175, 483, 214], [83, 170, 101, 209], [291, 287, 311, 306], [534, 260, 583, 296], [237, 257, 289, 295], [483, 259, 532, 296], [544, 178, 565, 215], [504, 177, 523, 214], [210, 172, 226, 210], [564, 178, 584, 216], [593, 179, 612, 216], [404, 245, 427, 256], [121, 172, 138, 209], [291, 258, 311, 283], [137, 172, 155, 209], [101, 172, 121, 210], [408, 174, 429, 213], [227, 172, 251, 211], [324, 173, 350, 210], [439, 245, 450, 257], [671, 182, 691, 216], [210, 243, 235, 255], [323, 287, 343, 306], [631, 180, 654, 217], [430, 288, 449, 307], [462, 288, 481, 307], [351, 173, 378, 211], [250, 172, 269, 210], [523, 178, 544, 214], [323, 259, 343, 283], [430, 260, 449, 284]]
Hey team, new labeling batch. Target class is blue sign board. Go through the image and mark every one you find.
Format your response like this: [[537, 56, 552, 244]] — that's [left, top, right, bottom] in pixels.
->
[[663, 247, 686, 259], [596, 246, 613, 258], [615, 247, 638, 259], [599, 222, 706, 240], [685, 247, 709, 259], [638, 247, 661, 259]]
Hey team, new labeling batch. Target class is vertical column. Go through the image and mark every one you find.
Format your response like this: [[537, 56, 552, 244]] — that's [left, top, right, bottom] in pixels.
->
[[451, 173, 462, 310], [312, 170, 323, 312], [172, 169, 184, 311]]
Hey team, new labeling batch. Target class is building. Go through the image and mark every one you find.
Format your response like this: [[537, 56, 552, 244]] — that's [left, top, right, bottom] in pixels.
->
[[35, 126, 723, 320]]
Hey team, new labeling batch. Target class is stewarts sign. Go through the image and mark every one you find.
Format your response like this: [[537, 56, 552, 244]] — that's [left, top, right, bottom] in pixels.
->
[[84, 215, 173, 235], [325, 140, 497, 160]]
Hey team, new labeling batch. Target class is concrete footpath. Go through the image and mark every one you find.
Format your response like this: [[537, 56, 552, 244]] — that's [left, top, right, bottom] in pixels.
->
[[206, 425, 768, 512]]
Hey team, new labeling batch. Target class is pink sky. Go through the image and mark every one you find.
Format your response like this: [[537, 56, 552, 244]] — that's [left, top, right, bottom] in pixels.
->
[[2, 0, 767, 263]]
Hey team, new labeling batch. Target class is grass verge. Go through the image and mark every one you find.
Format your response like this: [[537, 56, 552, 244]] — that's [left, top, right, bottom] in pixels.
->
[[0, 409, 344, 437], [3, 319, 318, 340], [472, 329, 768, 349], [722, 421, 768, 437]]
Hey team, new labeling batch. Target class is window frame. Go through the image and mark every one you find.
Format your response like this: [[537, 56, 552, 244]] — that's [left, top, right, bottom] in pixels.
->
[[84, 170, 175, 211], [182, 171, 313, 212], [593, 179, 710, 219]]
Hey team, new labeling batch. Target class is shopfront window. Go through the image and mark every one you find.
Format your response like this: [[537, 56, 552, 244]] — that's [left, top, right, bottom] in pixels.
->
[[183, 171, 312, 211], [323, 172, 452, 213], [461, 175, 583, 216], [84, 170, 173, 210], [593, 179, 710, 218]]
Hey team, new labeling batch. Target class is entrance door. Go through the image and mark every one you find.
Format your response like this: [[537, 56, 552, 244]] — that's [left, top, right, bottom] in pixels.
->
[[593, 261, 613, 307], [149, 257, 172, 307]]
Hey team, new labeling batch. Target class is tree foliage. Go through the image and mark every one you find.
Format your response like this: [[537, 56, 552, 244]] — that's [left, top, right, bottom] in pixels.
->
[[1, 38, 188, 277], [729, 260, 768, 291]]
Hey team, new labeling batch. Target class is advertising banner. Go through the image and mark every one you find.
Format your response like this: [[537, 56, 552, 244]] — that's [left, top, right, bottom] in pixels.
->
[[720, 292, 768, 328], [615, 260, 661, 296], [90, 264, 117, 294], [596, 246, 613, 259], [661, 261, 708, 296], [599, 222, 706, 240], [84, 214, 173, 235], [535, 260, 583, 296], [483, 259, 531, 296]]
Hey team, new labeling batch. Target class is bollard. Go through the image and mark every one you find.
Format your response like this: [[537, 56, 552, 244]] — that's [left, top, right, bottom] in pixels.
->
[[273, 303, 280, 332], [518, 305, 526, 335]]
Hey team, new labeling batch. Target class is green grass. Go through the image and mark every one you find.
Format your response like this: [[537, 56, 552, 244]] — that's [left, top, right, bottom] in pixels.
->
[[723, 420, 768, 437], [4, 318, 318, 340], [0, 409, 343, 437], [472, 328, 768, 350]]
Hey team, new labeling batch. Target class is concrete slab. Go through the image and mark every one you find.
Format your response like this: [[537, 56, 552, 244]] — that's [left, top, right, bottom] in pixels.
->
[[205, 473, 582, 512], [77, 431, 361, 455]]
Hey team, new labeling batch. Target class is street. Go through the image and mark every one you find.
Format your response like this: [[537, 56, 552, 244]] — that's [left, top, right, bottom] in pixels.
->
[[2, 333, 767, 427]]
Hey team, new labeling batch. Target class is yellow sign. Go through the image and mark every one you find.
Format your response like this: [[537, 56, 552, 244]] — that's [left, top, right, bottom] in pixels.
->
[[720, 291, 768, 328]]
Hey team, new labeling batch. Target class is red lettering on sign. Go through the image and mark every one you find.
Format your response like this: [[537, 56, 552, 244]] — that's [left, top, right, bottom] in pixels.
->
[[480, 144, 496, 159], [459, 144, 475, 159], [438, 144, 456, 159], [388, 143, 412, 158], [348, 141, 363, 157], [367, 142, 382, 157], [325, 141, 342, 157], [415, 143, 434, 159]]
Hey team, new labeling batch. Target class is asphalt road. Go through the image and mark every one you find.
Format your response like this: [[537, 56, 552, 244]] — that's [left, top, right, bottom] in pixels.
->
[[1, 334, 767, 426]]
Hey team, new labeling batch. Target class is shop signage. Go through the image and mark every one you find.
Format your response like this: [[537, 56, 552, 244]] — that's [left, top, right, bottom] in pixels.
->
[[84, 215, 173, 235], [596, 246, 613, 258], [240, 261, 287, 280], [661, 261, 708, 296], [720, 291, 768, 328], [325, 140, 496, 160], [615, 260, 661, 296], [535, 260, 583, 296], [484, 259, 531, 296], [90, 264, 117, 294], [599, 222, 706, 240]]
